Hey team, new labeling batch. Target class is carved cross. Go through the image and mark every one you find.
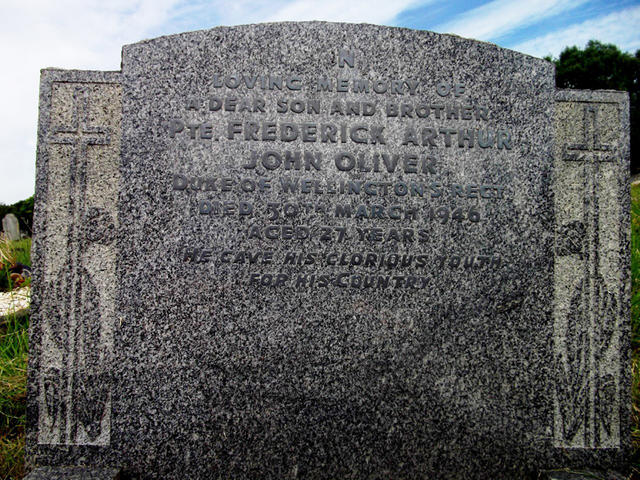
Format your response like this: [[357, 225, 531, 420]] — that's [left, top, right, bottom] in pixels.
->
[[561, 104, 616, 291], [48, 85, 111, 243], [49, 85, 111, 200], [561, 103, 617, 447], [46, 85, 111, 444], [563, 105, 615, 162]]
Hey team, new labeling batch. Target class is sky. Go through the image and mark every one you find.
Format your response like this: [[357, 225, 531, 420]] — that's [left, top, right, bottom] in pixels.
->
[[1, 0, 639, 204]]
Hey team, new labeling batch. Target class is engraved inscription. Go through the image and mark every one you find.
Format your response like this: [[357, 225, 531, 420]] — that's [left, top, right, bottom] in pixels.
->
[[167, 55, 514, 288]]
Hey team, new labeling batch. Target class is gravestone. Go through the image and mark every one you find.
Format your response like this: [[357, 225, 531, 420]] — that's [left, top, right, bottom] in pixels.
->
[[2, 213, 20, 241], [27, 22, 630, 479]]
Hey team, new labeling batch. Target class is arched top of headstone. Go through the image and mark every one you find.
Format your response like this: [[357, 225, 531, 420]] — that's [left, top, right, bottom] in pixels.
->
[[126, 22, 545, 57], [122, 22, 553, 82]]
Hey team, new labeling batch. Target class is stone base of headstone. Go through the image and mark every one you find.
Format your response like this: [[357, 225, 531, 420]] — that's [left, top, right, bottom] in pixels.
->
[[25, 466, 121, 480], [539, 469, 627, 480]]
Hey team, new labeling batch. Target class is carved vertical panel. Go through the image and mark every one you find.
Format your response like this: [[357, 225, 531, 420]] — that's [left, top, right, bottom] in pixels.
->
[[37, 79, 121, 446], [553, 94, 625, 448]]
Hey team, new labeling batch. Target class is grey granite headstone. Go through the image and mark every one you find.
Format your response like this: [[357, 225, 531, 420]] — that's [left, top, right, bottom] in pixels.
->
[[2, 213, 20, 241], [28, 22, 630, 479]]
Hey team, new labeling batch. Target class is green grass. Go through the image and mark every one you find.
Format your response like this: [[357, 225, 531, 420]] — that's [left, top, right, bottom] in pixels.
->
[[0, 237, 30, 479], [632, 184, 640, 478], [0, 309, 27, 480], [632, 185, 640, 346], [6, 240, 30, 269], [0, 238, 31, 293]]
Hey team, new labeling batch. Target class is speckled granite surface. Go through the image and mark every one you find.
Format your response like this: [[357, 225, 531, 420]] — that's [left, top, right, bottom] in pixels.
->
[[25, 467, 121, 480], [540, 469, 627, 480], [28, 23, 630, 479]]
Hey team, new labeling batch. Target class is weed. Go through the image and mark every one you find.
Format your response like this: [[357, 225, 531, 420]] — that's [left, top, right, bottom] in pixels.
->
[[0, 236, 31, 293], [0, 432, 24, 480], [631, 184, 640, 478], [632, 185, 640, 348], [0, 285, 28, 479]]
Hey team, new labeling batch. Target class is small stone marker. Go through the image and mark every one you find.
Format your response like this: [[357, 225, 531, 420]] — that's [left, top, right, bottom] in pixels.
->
[[28, 23, 630, 479], [2, 213, 20, 241]]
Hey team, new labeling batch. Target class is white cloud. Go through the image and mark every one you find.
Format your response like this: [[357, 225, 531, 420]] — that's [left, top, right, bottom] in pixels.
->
[[0, 0, 423, 204], [510, 5, 640, 58], [0, 1, 181, 204], [435, 0, 587, 41], [169, 0, 290, 28], [176, 0, 423, 28], [264, 0, 420, 24]]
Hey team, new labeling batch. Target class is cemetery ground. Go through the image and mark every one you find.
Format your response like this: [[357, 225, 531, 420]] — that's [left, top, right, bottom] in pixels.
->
[[0, 237, 30, 480], [0, 194, 636, 478]]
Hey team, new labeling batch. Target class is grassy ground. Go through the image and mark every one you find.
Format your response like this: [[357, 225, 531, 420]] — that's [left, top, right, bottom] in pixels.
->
[[0, 238, 31, 293], [631, 184, 640, 476], [0, 309, 27, 480], [0, 237, 30, 480]]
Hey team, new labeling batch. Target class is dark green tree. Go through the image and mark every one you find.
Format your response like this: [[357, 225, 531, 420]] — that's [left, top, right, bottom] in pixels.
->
[[546, 40, 640, 172]]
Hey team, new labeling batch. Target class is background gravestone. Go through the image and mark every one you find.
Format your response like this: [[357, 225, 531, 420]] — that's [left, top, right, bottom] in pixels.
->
[[2, 213, 20, 241], [27, 23, 630, 479]]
